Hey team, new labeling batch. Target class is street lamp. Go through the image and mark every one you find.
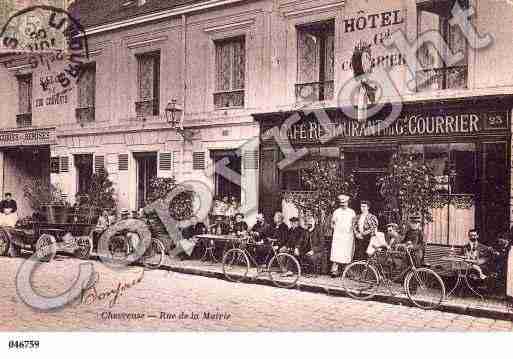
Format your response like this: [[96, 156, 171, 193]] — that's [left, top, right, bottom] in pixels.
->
[[164, 99, 197, 142], [165, 99, 182, 129]]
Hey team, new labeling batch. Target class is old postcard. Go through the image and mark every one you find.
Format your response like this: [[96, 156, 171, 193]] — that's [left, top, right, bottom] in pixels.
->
[[1, 0, 513, 343]]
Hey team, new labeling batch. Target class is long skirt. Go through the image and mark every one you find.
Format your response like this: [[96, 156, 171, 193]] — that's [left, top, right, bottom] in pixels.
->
[[506, 247, 513, 299]]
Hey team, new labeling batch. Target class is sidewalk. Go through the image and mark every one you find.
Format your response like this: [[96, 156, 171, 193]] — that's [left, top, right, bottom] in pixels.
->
[[159, 256, 513, 321]]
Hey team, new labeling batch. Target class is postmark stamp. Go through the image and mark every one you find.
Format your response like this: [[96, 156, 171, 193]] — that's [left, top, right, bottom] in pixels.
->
[[0, 4, 90, 109]]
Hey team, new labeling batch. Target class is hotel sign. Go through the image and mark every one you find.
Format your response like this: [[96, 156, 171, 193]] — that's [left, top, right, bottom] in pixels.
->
[[0, 128, 56, 147], [284, 109, 509, 143]]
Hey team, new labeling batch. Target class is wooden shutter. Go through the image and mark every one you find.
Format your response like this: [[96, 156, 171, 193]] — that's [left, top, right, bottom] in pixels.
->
[[95, 155, 105, 174], [118, 154, 128, 171], [193, 152, 205, 170], [60, 156, 69, 172], [50, 157, 60, 173], [159, 152, 172, 171], [243, 150, 259, 169]]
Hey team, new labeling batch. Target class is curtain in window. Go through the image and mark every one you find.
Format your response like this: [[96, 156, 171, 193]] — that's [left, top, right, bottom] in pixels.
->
[[297, 31, 320, 84], [232, 38, 245, 90], [78, 66, 95, 108], [138, 55, 155, 100], [417, 10, 442, 69], [325, 34, 335, 81], [18, 76, 32, 114], [216, 41, 232, 92]]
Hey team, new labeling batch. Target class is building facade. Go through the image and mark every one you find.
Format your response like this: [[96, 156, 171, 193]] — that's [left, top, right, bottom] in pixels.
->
[[0, 0, 512, 244]]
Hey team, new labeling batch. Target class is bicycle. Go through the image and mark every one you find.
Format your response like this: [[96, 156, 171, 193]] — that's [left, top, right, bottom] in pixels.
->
[[198, 234, 240, 263], [106, 229, 165, 270], [341, 243, 446, 310], [222, 238, 301, 289]]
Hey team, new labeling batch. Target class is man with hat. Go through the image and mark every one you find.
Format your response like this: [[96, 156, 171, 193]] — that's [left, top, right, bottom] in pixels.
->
[[283, 217, 304, 254], [402, 214, 425, 266], [330, 194, 356, 277]]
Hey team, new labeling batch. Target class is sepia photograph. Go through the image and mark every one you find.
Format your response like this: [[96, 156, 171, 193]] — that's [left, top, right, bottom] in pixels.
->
[[0, 0, 513, 351]]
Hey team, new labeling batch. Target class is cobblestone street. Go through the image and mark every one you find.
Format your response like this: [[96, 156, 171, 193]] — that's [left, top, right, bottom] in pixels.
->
[[0, 255, 512, 331]]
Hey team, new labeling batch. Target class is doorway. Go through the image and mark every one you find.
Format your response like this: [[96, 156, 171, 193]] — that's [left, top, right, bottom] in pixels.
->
[[344, 149, 395, 230], [211, 149, 242, 201], [134, 152, 157, 209]]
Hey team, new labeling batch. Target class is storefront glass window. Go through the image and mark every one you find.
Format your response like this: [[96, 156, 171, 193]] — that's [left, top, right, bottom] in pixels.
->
[[399, 143, 476, 194]]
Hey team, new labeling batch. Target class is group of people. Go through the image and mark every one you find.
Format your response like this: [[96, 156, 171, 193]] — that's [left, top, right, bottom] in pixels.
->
[[329, 194, 424, 278], [211, 196, 241, 221]]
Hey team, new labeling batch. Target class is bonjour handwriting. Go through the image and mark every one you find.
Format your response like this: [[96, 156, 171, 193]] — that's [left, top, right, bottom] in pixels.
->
[[80, 269, 145, 308]]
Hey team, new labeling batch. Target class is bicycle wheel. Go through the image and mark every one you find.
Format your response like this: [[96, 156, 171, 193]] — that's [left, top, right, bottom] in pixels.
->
[[341, 261, 379, 300], [222, 248, 250, 282], [142, 239, 165, 270], [267, 253, 301, 289], [405, 268, 445, 310]]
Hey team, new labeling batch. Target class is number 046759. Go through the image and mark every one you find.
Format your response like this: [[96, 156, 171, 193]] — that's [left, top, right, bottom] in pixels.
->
[[8, 340, 39, 349]]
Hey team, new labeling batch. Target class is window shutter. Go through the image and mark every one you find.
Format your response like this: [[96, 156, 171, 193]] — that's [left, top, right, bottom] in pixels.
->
[[243, 150, 259, 169], [50, 157, 60, 173], [173, 151, 179, 174], [159, 152, 172, 171], [118, 154, 128, 171], [60, 156, 69, 172], [192, 152, 205, 170], [95, 155, 105, 174]]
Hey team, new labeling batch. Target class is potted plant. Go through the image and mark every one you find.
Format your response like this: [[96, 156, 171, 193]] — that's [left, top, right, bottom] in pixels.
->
[[377, 152, 439, 229], [285, 159, 359, 236], [76, 168, 116, 224], [23, 180, 70, 223]]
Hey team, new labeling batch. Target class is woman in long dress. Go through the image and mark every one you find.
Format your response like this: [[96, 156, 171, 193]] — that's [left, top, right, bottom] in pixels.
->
[[507, 244, 513, 302], [330, 194, 356, 277]]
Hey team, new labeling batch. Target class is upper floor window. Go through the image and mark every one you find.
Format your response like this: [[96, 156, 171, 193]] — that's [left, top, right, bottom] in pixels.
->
[[296, 20, 335, 102], [214, 36, 245, 109], [416, 0, 468, 91], [136, 51, 160, 117], [76, 63, 96, 123], [16, 74, 32, 127]]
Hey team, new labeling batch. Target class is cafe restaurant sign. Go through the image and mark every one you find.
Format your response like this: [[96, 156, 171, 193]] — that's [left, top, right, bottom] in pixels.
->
[[285, 109, 509, 143], [0, 128, 56, 147]]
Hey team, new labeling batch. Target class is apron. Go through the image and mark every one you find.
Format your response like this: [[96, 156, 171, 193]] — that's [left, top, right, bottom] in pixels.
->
[[507, 246, 513, 298], [330, 208, 355, 264]]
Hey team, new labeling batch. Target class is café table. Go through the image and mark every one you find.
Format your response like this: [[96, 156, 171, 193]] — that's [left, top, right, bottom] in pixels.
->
[[440, 255, 484, 300], [193, 234, 242, 262]]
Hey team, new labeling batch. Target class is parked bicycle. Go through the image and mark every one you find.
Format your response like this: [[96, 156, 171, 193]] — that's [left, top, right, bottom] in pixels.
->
[[341, 243, 445, 310], [222, 238, 301, 288], [100, 219, 165, 270]]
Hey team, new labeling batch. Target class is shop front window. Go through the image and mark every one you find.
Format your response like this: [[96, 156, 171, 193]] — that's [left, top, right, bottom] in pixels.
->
[[400, 143, 476, 194]]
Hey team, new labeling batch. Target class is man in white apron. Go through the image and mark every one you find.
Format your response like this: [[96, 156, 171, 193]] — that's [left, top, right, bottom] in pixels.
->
[[330, 194, 356, 277]]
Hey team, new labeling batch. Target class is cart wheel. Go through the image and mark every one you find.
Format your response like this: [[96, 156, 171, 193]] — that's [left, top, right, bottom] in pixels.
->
[[0, 228, 10, 256], [74, 235, 93, 260], [35, 234, 57, 262]]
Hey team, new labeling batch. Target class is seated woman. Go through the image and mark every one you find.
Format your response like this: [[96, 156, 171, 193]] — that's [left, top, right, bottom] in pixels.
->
[[232, 213, 248, 236]]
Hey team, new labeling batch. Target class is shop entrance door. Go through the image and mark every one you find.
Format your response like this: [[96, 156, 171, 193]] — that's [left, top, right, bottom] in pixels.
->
[[354, 170, 388, 229], [344, 149, 395, 230], [134, 152, 157, 209]]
